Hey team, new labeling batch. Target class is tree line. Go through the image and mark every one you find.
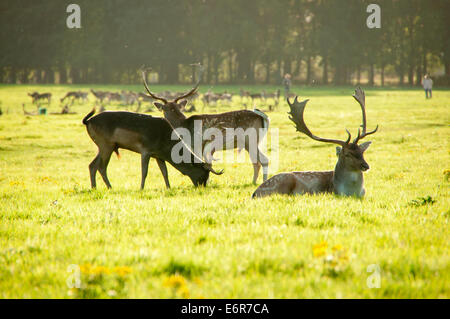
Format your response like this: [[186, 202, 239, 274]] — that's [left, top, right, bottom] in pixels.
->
[[0, 0, 449, 86]]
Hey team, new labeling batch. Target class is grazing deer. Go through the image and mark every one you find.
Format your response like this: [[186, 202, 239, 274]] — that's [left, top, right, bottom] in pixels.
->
[[90, 89, 108, 103], [106, 92, 122, 103], [60, 91, 78, 103], [252, 87, 378, 198], [143, 71, 269, 184], [82, 109, 223, 190], [28, 92, 52, 104]]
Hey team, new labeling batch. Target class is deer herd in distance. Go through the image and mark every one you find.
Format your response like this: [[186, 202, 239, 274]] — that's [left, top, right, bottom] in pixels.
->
[[24, 72, 378, 199]]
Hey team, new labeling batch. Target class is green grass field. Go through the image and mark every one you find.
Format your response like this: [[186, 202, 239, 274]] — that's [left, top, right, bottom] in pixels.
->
[[0, 84, 449, 298]]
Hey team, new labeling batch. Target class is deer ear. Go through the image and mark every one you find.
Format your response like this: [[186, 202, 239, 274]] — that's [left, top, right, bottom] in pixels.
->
[[154, 102, 164, 110], [359, 141, 372, 152], [179, 100, 188, 108], [336, 146, 342, 156]]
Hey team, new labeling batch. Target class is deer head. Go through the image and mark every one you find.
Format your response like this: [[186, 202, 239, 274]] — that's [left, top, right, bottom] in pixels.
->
[[142, 65, 203, 125], [287, 87, 378, 172]]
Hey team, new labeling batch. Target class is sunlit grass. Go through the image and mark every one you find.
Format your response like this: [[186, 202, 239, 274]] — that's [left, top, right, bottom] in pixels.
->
[[0, 85, 449, 298]]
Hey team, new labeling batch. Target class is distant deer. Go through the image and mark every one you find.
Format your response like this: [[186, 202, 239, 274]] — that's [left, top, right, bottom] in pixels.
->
[[143, 71, 269, 184], [253, 87, 378, 198], [60, 91, 80, 103], [82, 109, 223, 190], [90, 89, 108, 104], [28, 92, 52, 104]]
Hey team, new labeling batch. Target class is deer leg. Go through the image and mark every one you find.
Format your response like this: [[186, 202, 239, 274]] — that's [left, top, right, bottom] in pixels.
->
[[246, 146, 261, 184], [89, 153, 101, 188], [257, 147, 269, 182], [247, 142, 267, 184], [140, 153, 151, 190], [252, 163, 261, 184], [98, 147, 113, 189], [156, 159, 170, 189]]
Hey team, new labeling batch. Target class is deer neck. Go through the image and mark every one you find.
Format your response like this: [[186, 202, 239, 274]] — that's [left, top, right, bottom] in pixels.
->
[[165, 110, 186, 128], [333, 159, 364, 197]]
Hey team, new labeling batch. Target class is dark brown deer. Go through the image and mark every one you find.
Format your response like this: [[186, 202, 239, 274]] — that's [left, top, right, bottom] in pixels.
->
[[82, 109, 223, 190], [253, 87, 378, 198], [142, 71, 269, 184], [28, 92, 52, 104]]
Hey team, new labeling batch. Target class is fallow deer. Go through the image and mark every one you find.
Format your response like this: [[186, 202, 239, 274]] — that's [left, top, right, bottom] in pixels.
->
[[28, 92, 52, 104], [60, 91, 79, 103], [82, 109, 223, 190], [252, 87, 378, 198], [142, 71, 269, 184], [90, 89, 108, 104]]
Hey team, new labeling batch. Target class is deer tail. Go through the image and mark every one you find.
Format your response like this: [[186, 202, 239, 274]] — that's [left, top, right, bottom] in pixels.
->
[[82, 108, 96, 125]]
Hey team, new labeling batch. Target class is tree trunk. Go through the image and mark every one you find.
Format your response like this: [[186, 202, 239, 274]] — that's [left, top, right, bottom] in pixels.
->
[[415, 65, 422, 86], [368, 64, 375, 86], [265, 62, 270, 84], [322, 57, 328, 85], [45, 68, 55, 84], [21, 69, 29, 84], [165, 63, 179, 84], [408, 64, 414, 86], [206, 53, 212, 84], [422, 53, 428, 75], [292, 59, 302, 78], [381, 64, 385, 87], [249, 60, 255, 84], [357, 66, 361, 84], [306, 56, 312, 84], [284, 58, 292, 75], [10, 67, 17, 84], [277, 59, 282, 83], [213, 55, 219, 85], [71, 67, 80, 84], [60, 66, 67, 84], [228, 51, 234, 83]]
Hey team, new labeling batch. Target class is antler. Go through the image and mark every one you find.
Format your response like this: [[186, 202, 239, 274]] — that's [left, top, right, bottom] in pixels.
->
[[287, 96, 351, 147], [173, 64, 204, 103], [141, 69, 168, 104], [352, 87, 378, 144], [203, 162, 224, 175]]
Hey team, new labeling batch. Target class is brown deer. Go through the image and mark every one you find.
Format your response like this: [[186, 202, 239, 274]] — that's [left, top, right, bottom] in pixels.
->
[[28, 92, 52, 104], [90, 89, 108, 103], [142, 71, 269, 184], [252, 87, 378, 198], [82, 109, 223, 190]]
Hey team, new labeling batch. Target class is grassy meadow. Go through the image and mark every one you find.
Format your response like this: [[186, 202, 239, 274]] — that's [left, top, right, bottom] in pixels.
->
[[0, 84, 449, 298]]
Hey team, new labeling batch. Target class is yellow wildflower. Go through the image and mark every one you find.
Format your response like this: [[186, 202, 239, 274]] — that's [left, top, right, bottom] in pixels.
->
[[177, 286, 190, 299], [113, 266, 132, 277], [163, 274, 186, 288], [313, 241, 328, 257]]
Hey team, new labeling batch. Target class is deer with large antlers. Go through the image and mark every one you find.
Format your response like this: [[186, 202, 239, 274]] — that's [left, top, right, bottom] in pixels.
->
[[252, 87, 378, 198], [142, 69, 269, 184]]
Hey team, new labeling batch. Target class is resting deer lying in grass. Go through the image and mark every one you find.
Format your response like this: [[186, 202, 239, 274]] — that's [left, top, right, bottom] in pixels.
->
[[252, 87, 378, 198], [82, 109, 223, 190], [142, 71, 269, 184]]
